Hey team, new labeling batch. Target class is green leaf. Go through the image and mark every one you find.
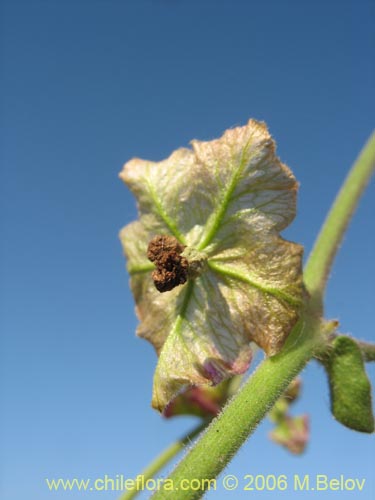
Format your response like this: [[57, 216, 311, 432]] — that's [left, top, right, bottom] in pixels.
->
[[120, 120, 304, 412], [327, 336, 374, 433]]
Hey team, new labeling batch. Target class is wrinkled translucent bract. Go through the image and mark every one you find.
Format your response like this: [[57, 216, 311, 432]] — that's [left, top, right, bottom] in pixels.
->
[[120, 120, 304, 412]]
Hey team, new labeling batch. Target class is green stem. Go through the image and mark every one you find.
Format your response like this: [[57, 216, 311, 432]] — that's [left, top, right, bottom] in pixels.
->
[[151, 314, 321, 499], [304, 131, 375, 312], [148, 132, 375, 499], [118, 421, 209, 500], [123, 132, 375, 500]]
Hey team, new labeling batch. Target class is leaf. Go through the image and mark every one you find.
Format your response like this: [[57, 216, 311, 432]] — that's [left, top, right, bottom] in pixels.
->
[[327, 335, 374, 433], [120, 119, 304, 412]]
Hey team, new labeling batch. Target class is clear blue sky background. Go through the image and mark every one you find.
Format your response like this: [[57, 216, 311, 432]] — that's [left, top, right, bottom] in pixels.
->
[[1, 1, 374, 499]]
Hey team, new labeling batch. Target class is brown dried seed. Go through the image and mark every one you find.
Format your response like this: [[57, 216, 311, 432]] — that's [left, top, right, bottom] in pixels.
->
[[147, 235, 188, 292]]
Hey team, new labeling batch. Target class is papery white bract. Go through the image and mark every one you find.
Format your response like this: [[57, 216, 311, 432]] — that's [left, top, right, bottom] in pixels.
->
[[120, 120, 304, 412]]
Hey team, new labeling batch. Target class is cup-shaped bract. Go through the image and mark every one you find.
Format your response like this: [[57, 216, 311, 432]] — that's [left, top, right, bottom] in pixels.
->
[[120, 120, 304, 412]]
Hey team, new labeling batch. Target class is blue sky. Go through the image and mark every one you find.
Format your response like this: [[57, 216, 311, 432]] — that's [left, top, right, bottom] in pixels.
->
[[1, 1, 374, 499]]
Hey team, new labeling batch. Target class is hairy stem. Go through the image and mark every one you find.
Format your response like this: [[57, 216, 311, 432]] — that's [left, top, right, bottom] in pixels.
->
[[148, 132, 375, 499], [124, 132, 375, 500], [151, 314, 322, 499], [119, 421, 209, 500], [304, 131, 375, 312]]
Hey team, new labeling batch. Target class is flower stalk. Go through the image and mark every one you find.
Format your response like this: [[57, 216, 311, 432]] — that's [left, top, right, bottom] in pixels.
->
[[119, 129, 375, 500], [149, 131, 375, 499], [304, 131, 375, 313], [150, 314, 321, 499]]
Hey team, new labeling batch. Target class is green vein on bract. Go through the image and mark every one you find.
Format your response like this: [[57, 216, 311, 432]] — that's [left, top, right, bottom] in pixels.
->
[[208, 260, 302, 307]]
